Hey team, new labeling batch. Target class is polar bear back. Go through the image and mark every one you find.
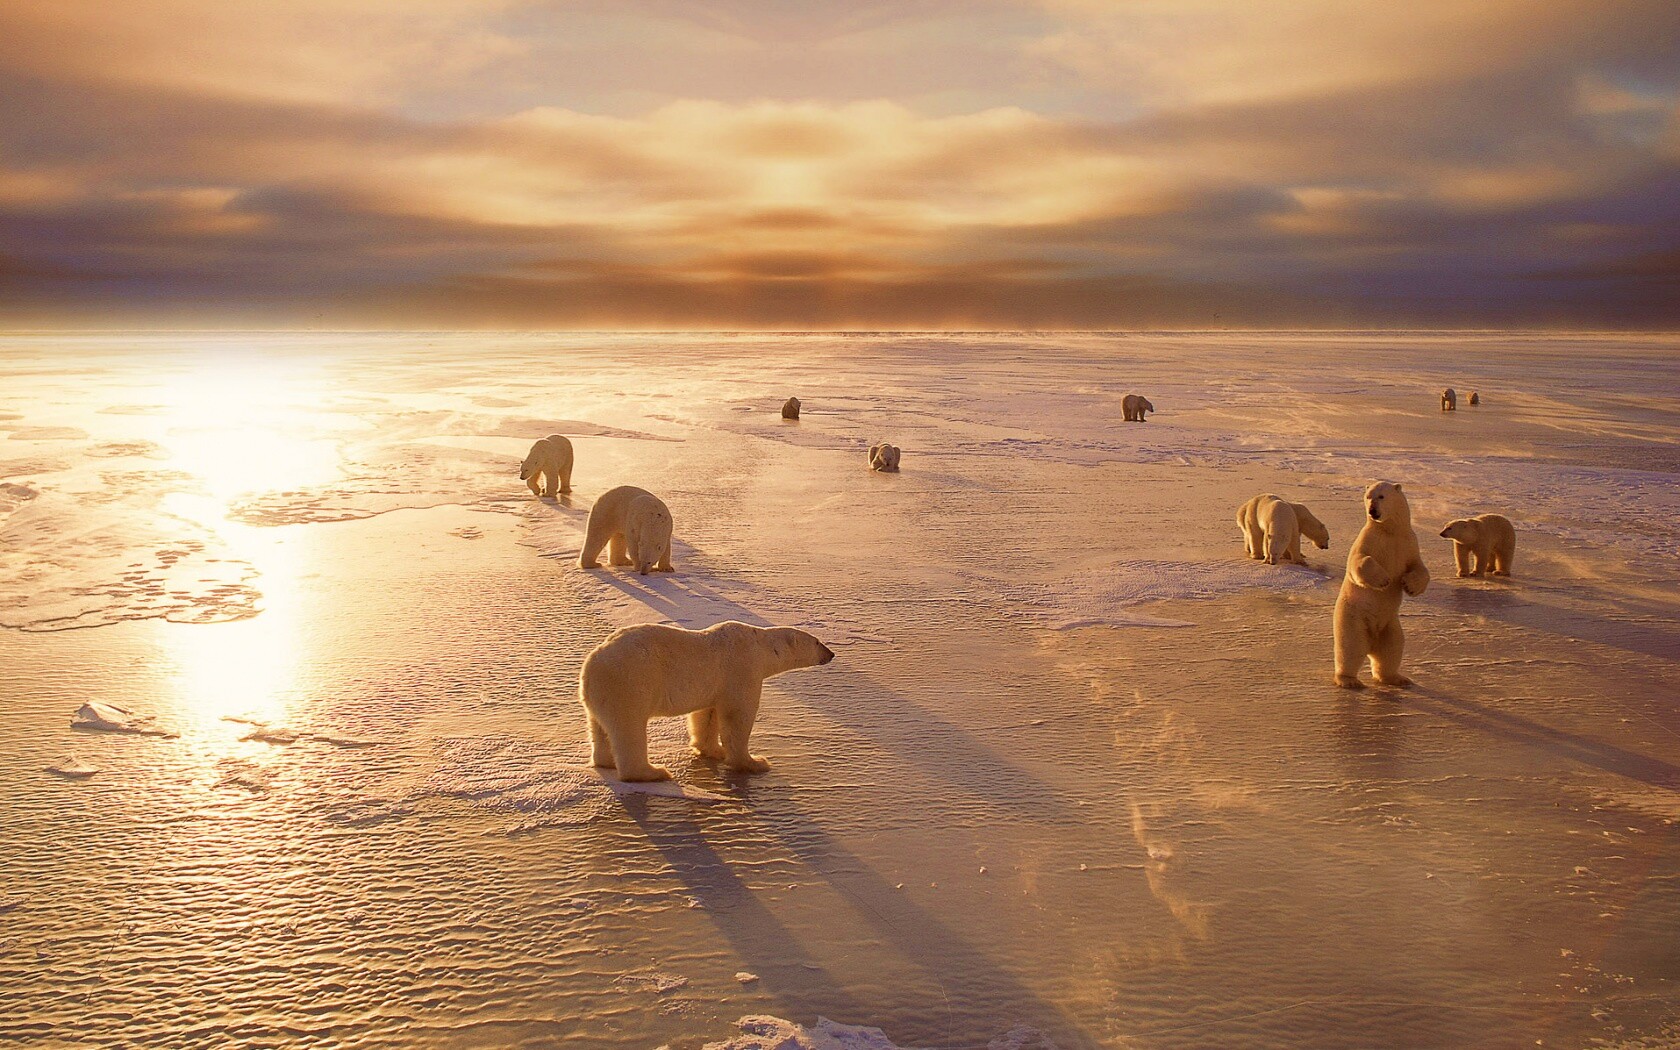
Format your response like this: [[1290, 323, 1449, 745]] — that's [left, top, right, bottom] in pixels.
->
[[522, 434, 573, 475], [580, 621, 833, 719]]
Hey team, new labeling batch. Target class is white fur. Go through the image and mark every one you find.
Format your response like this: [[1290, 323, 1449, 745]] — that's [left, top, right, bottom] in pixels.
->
[[579, 485, 674, 575], [1333, 482, 1429, 689], [1237, 494, 1330, 565], [520, 434, 574, 497], [578, 621, 835, 781]]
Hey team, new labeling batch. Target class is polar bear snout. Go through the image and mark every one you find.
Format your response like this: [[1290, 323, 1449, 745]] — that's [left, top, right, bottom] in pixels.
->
[[818, 644, 835, 664]]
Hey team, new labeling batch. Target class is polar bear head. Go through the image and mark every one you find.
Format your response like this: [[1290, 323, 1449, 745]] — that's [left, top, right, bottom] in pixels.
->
[[1138, 397, 1154, 414], [1363, 481, 1410, 527], [1292, 503, 1331, 549], [625, 495, 673, 575], [755, 625, 836, 675], [1439, 518, 1481, 544]]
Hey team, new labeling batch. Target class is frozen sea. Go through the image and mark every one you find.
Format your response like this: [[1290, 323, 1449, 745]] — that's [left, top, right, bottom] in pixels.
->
[[1, 331, 1677, 1049]]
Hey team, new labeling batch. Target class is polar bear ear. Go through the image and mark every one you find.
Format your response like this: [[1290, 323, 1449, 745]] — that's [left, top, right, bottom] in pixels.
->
[[1393, 484, 1402, 491]]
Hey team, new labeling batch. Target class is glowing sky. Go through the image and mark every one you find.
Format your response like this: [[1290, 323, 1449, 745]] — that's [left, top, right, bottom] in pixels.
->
[[2, 1, 1677, 327]]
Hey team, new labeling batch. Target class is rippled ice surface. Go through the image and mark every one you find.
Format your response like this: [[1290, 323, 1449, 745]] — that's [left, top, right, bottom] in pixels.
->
[[2, 332, 1678, 1049]]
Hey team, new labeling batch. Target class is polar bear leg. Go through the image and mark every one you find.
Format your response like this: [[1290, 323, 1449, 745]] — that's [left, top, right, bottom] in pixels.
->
[[559, 462, 572, 494], [1370, 620, 1412, 688], [540, 467, 558, 498], [579, 515, 611, 568], [603, 717, 670, 782], [587, 716, 616, 768], [1454, 544, 1472, 577], [526, 474, 542, 496], [1469, 548, 1487, 577], [687, 709, 725, 759], [1333, 607, 1368, 689], [1245, 519, 1265, 560], [1263, 528, 1281, 565], [609, 532, 633, 566], [720, 689, 771, 773], [656, 548, 673, 572], [1492, 542, 1513, 576]]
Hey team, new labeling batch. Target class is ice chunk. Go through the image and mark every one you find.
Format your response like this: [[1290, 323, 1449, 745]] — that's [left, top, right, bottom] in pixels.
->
[[704, 1016, 909, 1050], [45, 756, 101, 779], [70, 701, 177, 738]]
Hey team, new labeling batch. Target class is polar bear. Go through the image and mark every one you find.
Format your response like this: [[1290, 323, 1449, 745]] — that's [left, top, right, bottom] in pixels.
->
[[579, 620, 835, 781], [869, 443, 901, 472], [578, 485, 674, 574], [782, 397, 801, 420], [1122, 394, 1154, 422], [1440, 513, 1516, 577], [520, 434, 574, 497], [1333, 481, 1430, 690], [1441, 388, 1457, 411], [1237, 494, 1330, 565], [1468, 391, 1480, 406]]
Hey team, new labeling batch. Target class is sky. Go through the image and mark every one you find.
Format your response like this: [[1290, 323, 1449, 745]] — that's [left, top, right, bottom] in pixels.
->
[[1, 0, 1677, 329]]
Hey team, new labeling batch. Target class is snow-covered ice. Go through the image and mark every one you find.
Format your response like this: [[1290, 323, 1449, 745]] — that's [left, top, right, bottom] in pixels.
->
[[2, 331, 1678, 1049]]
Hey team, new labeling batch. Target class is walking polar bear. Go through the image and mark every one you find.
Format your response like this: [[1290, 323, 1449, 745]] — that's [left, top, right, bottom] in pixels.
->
[[579, 621, 835, 781], [579, 485, 674, 575], [869, 443, 901, 472], [1441, 388, 1457, 411], [1122, 394, 1154, 422], [1440, 513, 1516, 577], [520, 434, 574, 497], [1333, 482, 1430, 690], [1237, 494, 1330, 565]]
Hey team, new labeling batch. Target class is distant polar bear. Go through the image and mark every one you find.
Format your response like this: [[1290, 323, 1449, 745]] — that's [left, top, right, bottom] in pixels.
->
[[579, 620, 835, 781], [520, 434, 574, 497], [1237, 494, 1330, 565], [1468, 391, 1480, 406], [782, 397, 801, 420], [1441, 388, 1457, 411], [1333, 481, 1430, 690], [578, 485, 673, 575], [1122, 394, 1154, 422], [1440, 513, 1516, 577], [869, 443, 901, 472]]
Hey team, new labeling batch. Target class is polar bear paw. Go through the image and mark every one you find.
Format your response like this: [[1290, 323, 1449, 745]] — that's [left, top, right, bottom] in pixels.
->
[[727, 754, 773, 774], [1334, 674, 1366, 690], [618, 764, 673, 783]]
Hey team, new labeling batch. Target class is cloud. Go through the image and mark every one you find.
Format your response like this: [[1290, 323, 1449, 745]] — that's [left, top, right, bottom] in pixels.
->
[[0, 0, 1677, 326]]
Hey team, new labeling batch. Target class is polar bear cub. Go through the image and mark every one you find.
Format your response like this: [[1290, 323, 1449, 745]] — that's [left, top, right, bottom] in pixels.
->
[[1333, 481, 1430, 690], [1237, 494, 1330, 564], [1122, 394, 1154, 422], [520, 434, 574, 497], [579, 620, 835, 781], [869, 443, 901, 472], [579, 485, 674, 575], [1441, 388, 1457, 411], [1440, 513, 1516, 577]]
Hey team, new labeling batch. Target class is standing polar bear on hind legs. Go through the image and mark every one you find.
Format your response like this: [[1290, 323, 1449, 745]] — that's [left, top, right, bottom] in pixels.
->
[[1333, 482, 1430, 690], [579, 621, 835, 781], [520, 434, 574, 497], [1237, 494, 1330, 565], [578, 485, 674, 575]]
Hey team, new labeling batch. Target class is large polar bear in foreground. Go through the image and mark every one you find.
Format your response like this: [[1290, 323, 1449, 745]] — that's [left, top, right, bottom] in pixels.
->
[[579, 621, 835, 781], [1333, 481, 1430, 690], [1237, 494, 1330, 565], [1122, 393, 1154, 422], [579, 485, 674, 575], [1440, 513, 1516, 577], [520, 434, 573, 497]]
